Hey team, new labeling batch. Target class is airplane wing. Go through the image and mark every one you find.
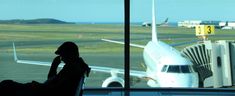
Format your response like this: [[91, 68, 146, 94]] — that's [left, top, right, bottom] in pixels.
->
[[102, 38, 198, 48], [89, 66, 146, 77], [12, 43, 146, 78], [13, 43, 65, 67], [169, 40, 199, 47], [101, 39, 145, 48]]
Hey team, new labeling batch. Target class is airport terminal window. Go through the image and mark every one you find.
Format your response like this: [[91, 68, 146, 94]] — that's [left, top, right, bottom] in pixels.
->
[[128, 0, 235, 90], [2, 0, 235, 93], [130, 0, 235, 89], [0, 0, 124, 88]]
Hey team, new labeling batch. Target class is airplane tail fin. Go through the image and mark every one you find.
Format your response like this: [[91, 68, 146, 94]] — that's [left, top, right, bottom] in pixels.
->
[[151, 0, 158, 43], [13, 42, 18, 61], [164, 18, 168, 24], [226, 21, 228, 26]]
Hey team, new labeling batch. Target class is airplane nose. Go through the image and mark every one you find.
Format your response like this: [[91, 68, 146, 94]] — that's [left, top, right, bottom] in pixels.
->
[[159, 73, 197, 87], [174, 74, 198, 87], [164, 79, 192, 87]]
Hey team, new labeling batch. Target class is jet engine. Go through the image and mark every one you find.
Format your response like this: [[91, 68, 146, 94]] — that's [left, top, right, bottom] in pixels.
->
[[102, 76, 124, 87], [102, 70, 124, 87]]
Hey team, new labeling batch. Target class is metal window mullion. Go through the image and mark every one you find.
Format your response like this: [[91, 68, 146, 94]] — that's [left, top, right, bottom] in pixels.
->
[[124, 0, 130, 95]]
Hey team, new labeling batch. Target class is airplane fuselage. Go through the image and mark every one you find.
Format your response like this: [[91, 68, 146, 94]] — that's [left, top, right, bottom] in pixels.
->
[[143, 41, 199, 87]]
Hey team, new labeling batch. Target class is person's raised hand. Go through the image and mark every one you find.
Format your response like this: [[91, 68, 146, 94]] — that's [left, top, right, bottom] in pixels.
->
[[52, 56, 61, 67]]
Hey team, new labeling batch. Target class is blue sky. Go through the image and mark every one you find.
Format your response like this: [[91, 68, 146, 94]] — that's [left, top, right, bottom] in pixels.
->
[[0, 0, 234, 23]]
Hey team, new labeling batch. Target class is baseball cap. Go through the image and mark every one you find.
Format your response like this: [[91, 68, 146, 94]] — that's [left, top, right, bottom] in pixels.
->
[[55, 41, 79, 56]]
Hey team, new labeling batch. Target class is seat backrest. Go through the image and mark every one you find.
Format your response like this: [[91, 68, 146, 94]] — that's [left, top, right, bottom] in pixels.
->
[[75, 68, 91, 96], [75, 76, 85, 96]]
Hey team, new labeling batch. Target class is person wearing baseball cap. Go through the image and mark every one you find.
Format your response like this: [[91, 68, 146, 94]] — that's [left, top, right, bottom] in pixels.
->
[[45, 41, 90, 96], [55, 41, 79, 57], [0, 41, 90, 96]]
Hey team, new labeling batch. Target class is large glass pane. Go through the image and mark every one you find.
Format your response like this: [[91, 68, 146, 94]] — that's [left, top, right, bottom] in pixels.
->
[[131, 0, 235, 88], [0, 0, 124, 88]]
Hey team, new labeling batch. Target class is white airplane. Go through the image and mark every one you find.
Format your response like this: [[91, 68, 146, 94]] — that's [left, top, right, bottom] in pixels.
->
[[221, 21, 235, 30], [221, 26, 235, 30], [12, 0, 198, 87], [142, 17, 168, 27]]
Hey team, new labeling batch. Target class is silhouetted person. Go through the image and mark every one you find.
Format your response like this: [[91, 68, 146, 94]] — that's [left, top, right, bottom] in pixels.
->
[[0, 41, 90, 96]]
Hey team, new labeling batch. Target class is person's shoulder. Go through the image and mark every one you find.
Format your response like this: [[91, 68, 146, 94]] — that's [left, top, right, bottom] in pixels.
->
[[78, 57, 89, 67], [78, 57, 85, 63], [78, 58, 90, 72]]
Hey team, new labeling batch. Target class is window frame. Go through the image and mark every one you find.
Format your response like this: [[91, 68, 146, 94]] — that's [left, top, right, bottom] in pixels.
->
[[124, 0, 130, 95]]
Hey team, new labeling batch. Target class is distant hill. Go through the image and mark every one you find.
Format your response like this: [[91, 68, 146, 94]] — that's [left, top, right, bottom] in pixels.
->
[[0, 18, 74, 24]]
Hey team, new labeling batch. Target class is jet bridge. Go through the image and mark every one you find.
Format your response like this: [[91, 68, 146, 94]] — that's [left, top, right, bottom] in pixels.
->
[[181, 42, 212, 87], [181, 40, 235, 88]]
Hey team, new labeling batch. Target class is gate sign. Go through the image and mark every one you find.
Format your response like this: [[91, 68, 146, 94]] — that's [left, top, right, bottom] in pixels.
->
[[195, 25, 215, 36]]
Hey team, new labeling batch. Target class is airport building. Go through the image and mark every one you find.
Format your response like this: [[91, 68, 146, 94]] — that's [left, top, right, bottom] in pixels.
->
[[178, 20, 202, 28], [201, 21, 221, 28], [177, 20, 229, 29]]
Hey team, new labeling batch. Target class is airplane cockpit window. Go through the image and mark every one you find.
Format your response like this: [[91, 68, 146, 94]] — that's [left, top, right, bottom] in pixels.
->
[[167, 65, 180, 73], [180, 65, 193, 73], [164, 65, 194, 73], [161, 65, 168, 72]]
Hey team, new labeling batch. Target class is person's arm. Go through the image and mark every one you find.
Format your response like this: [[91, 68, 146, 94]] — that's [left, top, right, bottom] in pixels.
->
[[48, 56, 61, 79]]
